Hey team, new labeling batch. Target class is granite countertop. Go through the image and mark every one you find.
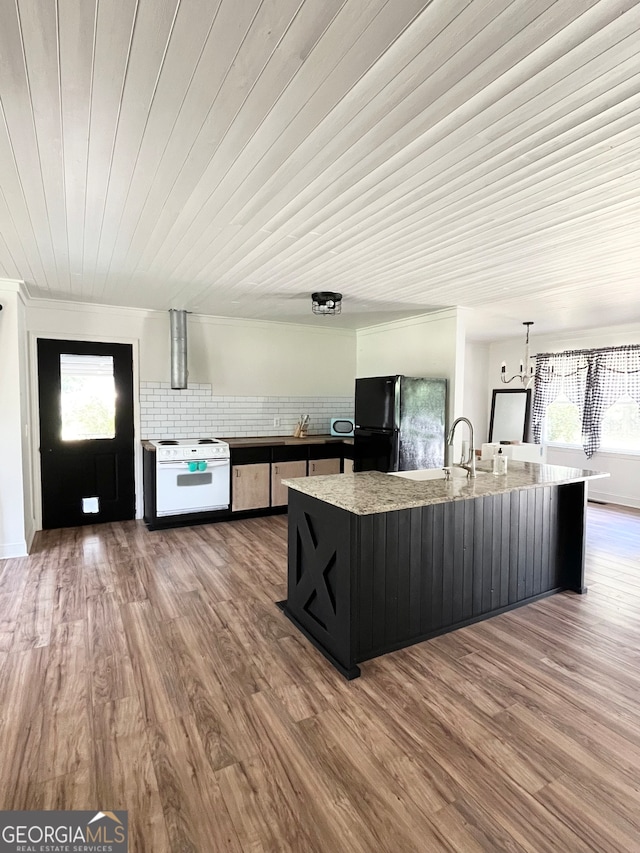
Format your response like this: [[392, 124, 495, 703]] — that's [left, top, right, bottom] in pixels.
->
[[282, 461, 610, 516], [142, 434, 351, 451]]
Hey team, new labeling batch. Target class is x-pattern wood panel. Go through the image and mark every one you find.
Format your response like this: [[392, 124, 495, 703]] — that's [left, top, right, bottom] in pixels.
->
[[292, 511, 339, 633]]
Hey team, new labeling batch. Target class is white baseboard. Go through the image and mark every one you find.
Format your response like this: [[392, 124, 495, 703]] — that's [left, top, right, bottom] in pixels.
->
[[0, 539, 28, 559], [588, 488, 640, 510]]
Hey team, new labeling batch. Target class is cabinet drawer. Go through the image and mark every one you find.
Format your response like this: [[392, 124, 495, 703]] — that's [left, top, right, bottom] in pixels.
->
[[341, 442, 355, 461], [272, 445, 307, 463], [231, 446, 271, 465], [308, 442, 345, 460]]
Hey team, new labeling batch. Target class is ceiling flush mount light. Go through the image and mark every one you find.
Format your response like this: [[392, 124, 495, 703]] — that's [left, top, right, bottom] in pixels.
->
[[501, 321, 535, 388], [312, 291, 342, 315]]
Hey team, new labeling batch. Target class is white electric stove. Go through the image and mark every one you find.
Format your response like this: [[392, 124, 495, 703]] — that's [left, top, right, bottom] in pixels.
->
[[149, 438, 231, 516]]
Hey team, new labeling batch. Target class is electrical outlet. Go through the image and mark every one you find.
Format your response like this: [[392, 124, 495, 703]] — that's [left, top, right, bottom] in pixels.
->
[[273, 417, 281, 427]]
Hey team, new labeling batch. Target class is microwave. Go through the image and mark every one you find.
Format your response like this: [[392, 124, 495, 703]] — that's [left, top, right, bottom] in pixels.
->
[[330, 417, 355, 437]]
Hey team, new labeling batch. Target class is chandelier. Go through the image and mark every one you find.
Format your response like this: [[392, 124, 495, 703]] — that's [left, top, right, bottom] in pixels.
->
[[312, 291, 342, 315], [501, 322, 535, 388]]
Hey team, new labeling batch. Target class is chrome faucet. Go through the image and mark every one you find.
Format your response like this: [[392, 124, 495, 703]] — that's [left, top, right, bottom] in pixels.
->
[[446, 417, 476, 478]]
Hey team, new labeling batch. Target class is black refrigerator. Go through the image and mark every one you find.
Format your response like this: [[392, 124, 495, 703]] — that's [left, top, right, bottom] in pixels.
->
[[353, 375, 447, 473]]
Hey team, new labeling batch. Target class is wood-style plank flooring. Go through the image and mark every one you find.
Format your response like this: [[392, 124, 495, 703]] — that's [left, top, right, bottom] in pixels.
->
[[1, 504, 640, 851]]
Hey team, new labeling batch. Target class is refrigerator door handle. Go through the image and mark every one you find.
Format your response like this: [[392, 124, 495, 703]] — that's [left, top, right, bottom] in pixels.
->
[[394, 375, 402, 434]]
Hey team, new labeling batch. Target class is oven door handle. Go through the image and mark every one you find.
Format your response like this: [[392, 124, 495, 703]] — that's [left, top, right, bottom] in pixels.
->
[[157, 459, 230, 470]]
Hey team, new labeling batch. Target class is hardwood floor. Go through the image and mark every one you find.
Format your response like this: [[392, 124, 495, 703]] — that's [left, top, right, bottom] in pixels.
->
[[1, 504, 639, 851]]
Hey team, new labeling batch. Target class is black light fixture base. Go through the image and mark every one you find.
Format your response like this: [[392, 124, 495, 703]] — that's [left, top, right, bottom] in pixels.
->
[[312, 291, 342, 315]]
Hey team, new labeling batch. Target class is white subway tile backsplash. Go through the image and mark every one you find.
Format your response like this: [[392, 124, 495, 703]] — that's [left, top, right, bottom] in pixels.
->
[[139, 381, 353, 439]]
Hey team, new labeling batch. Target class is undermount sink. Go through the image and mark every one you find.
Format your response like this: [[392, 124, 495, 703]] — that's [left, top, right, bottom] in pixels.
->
[[388, 467, 491, 481], [388, 468, 455, 481]]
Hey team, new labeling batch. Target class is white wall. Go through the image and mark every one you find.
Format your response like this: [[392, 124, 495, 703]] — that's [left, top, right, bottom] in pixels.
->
[[357, 308, 457, 376], [27, 299, 357, 395], [489, 321, 640, 508], [0, 281, 29, 557], [187, 316, 355, 396], [463, 340, 490, 446], [356, 308, 479, 464], [357, 308, 462, 420]]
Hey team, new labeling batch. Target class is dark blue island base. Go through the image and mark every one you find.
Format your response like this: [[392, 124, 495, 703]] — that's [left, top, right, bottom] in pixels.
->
[[278, 481, 588, 679]]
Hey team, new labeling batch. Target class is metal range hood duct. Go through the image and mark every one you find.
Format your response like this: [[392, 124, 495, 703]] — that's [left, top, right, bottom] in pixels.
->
[[169, 309, 189, 389]]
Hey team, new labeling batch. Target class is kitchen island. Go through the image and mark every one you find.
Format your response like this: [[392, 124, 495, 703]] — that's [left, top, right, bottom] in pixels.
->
[[279, 461, 608, 679]]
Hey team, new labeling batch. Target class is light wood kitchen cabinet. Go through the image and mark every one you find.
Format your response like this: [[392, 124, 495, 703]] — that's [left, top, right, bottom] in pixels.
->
[[232, 463, 270, 511], [271, 460, 307, 507], [309, 458, 341, 476], [343, 458, 354, 474]]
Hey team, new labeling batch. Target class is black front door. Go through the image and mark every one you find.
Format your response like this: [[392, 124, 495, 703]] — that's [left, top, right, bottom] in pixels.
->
[[37, 338, 135, 529]]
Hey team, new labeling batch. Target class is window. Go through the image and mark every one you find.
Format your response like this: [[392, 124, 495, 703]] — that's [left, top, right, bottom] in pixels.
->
[[533, 345, 640, 458], [543, 394, 640, 452], [60, 354, 116, 440], [600, 396, 640, 452], [543, 394, 581, 446]]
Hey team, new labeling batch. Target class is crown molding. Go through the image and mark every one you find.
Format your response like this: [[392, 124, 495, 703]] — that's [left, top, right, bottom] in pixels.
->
[[356, 307, 459, 336]]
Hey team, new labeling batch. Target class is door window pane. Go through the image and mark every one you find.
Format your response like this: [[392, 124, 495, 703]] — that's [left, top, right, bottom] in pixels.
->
[[60, 354, 116, 440]]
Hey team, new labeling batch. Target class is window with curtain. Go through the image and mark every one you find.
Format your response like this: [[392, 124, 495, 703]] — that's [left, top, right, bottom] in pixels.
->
[[532, 345, 640, 458]]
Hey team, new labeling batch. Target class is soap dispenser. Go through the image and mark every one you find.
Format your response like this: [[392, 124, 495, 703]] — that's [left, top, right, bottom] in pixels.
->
[[493, 447, 508, 475]]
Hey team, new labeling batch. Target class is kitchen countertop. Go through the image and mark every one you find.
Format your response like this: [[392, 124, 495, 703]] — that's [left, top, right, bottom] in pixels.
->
[[282, 461, 609, 516], [224, 434, 351, 448], [142, 434, 352, 451]]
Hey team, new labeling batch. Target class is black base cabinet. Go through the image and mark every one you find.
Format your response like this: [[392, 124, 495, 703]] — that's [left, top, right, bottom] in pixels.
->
[[279, 482, 588, 679]]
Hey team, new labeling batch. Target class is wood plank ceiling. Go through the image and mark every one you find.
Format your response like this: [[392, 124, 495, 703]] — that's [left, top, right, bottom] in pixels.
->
[[0, 0, 639, 333]]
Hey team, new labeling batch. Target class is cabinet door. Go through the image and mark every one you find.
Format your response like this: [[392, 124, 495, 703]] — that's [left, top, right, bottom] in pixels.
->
[[232, 463, 270, 511], [271, 460, 307, 507], [309, 458, 341, 476], [343, 458, 354, 474]]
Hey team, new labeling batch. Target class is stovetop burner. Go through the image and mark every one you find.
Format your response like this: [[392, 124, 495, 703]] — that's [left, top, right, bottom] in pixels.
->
[[159, 440, 178, 445], [198, 439, 216, 444]]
